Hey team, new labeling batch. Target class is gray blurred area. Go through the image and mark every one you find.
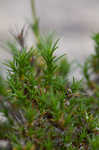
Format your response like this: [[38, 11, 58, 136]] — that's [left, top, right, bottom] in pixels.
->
[[0, 0, 99, 77]]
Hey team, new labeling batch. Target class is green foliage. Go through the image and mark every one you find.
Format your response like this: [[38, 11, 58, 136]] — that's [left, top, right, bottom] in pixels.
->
[[0, 0, 99, 150], [92, 33, 99, 57], [83, 33, 99, 94], [0, 75, 6, 96], [89, 135, 99, 150], [1, 30, 99, 149]]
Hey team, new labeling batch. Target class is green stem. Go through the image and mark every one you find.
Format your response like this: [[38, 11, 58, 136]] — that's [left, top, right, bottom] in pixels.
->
[[31, 0, 37, 22], [31, 0, 40, 45]]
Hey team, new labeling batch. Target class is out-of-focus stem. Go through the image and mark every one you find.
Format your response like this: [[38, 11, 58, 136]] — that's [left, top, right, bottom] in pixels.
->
[[31, 0, 40, 44], [31, 0, 37, 22]]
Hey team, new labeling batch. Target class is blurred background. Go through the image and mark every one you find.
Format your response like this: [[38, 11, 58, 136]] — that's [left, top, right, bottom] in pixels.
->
[[0, 0, 99, 78]]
